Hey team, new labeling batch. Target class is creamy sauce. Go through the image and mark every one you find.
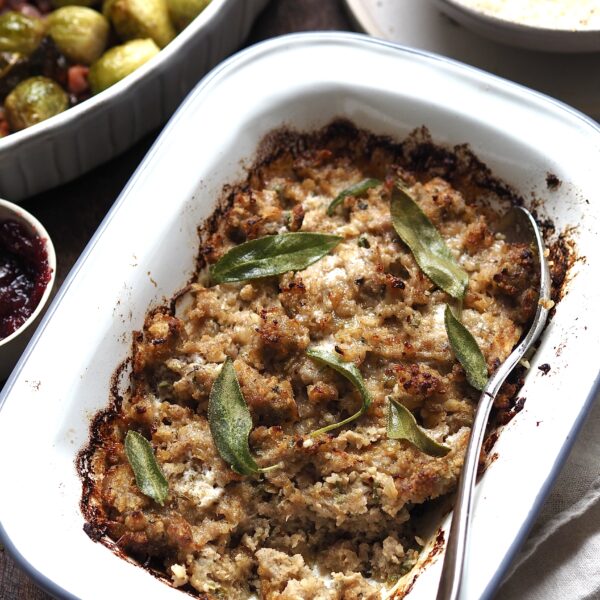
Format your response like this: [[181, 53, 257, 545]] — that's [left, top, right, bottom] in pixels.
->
[[454, 0, 600, 30]]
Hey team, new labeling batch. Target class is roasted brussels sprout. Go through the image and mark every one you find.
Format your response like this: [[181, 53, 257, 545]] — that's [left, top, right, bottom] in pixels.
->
[[166, 0, 211, 30], [103, 0, 175, 48], [47, 7, 110, 65], [88, 38, 159, 94], [0, 12, 46, 56], [4, 76, 68, 131]]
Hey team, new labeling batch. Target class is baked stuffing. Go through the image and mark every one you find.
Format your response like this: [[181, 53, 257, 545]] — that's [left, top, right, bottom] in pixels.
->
[[80, 122, 540, 599]]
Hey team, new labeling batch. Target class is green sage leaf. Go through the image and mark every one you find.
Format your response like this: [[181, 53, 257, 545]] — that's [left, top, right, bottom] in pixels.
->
[[444, 305, 488, 391], [387, 397, 450, 457], [390, 184, 468, 298], [124, 430, 169, 505], [306, 347, 372, 437], [208, 358, 269, 476], [210, 232, 342, 284], [327, 178, 381, 216]]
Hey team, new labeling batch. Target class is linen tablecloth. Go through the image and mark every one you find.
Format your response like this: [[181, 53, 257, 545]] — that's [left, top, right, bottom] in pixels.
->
[[497, 394, 600, 599]]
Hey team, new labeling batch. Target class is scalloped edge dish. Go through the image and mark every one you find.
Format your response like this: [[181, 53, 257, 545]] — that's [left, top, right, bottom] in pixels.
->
[[0, 32, 599, 600], [0, 0, 269, 201]]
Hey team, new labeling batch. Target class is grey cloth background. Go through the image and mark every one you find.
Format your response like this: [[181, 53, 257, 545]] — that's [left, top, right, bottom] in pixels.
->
[[497, 394, 600, 599]]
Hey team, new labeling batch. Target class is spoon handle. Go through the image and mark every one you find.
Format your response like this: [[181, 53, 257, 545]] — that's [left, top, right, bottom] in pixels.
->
[[435, 364, 516, 600], [437, 207, 551, 600]]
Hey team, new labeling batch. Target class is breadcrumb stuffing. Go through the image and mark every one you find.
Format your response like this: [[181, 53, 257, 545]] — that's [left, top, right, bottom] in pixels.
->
[[82, 123, 539, 599]]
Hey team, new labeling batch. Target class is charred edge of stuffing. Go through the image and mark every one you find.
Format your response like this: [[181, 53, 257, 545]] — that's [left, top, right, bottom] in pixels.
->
[[455, 143, 521, 203], [396, 529, 445, 599], [130, 555, 203, 599], [549, 233, 574, 303], [100, 536, 204, 599], [194, 183, 242, 276], [530, 211, 575, 311], [489, 226, 575, 427], [252, 119, 523, 207], [83, 521, 107, 542], [144, 304, 174, 324], [500, 394, 527, 423], [546, 172, 561, 190], [514, 397, 526, 412], [482, 431, 499, 457], [252, 119, 383, 168], [491, 362, 527, 427], [401, 132, 521, 204], [536, 216, 556, 238], [170, 283, 194, 316], [77, 357, 130, 532]]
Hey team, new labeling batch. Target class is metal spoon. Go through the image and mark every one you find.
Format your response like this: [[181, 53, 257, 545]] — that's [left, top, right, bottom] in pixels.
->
[[436, 206, 552, 600]]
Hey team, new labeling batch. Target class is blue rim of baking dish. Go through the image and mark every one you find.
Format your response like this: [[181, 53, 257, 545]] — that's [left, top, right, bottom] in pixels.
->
[[1, 31, 599, 600]]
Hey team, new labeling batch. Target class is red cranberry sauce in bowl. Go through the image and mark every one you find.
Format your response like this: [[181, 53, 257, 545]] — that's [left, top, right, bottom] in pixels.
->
[[0, 218, 52, 340]]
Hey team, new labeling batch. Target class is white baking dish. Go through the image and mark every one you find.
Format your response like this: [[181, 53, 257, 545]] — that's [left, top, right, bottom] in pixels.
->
[[0, 0, 268, 201], [0, 32, 598, 600]]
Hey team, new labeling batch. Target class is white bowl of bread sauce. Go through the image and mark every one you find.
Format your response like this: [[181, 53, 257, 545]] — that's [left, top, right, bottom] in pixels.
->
[[433, 0, 600, 52]]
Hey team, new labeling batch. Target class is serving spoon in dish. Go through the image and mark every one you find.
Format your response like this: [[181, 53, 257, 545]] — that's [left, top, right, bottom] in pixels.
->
[[436, 206, 552, 600]]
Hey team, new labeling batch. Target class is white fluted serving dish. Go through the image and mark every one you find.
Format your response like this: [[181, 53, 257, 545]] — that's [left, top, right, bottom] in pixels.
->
[[0, 32, 598, 600], [0, 0, 268, 201]]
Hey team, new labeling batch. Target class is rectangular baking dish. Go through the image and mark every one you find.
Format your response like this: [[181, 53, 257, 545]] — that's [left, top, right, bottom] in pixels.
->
[[0, 32, 598, 600]]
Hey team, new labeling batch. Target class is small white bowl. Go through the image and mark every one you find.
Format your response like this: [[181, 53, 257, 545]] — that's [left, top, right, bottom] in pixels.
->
[[0, 199, 56, 381], [433, 0, 600, 53]]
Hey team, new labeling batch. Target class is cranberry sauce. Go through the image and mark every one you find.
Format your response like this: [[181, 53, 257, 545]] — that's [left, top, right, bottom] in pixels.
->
[[0, 219, 52, 340]]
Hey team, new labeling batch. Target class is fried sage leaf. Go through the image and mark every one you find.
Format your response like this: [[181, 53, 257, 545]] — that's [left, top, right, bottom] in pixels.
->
[[124, 430, 169, 505], [444, 305, 488, 391], [306, 347, 372, 437], [210, 232, 342, 284], [387, 397, 450, 457], [390, 184, 468, 298], [327, 178, 381, 216], [208, 358, 276, 476]]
